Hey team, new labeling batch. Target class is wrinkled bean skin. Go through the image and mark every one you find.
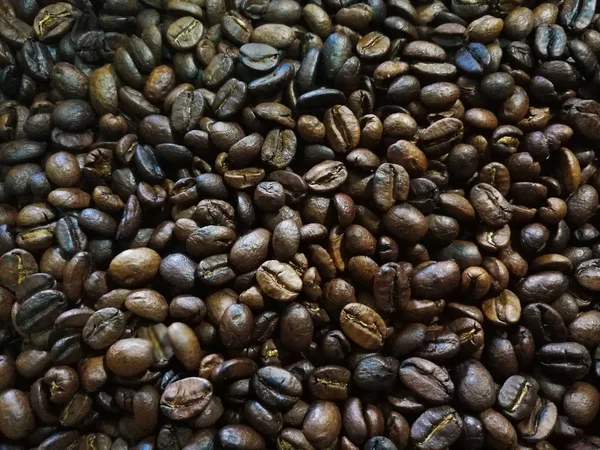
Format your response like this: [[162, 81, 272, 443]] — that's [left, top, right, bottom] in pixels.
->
[[1, 0, 600, 448]]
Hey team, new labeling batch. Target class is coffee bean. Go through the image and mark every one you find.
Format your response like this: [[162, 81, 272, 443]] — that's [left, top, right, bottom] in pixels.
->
[[16, 289, 68, 333], [0, 389, 35, 440], [303, 401, 342, 449], [256, 260, 302, 302], [167, 17, 204, 51], [159, 377, 213, 421], [453, 360, 495, 413], [480, 409, 518, 450], [82, 307, 126, 350], [252, 366, 302, 408], [108, 248, 161, 287], [106, 338, 154, 377], [563, 382, 600, 426], [539, 342, 591, 380], [482, 289, 521, 326], [517, 397, 557, 443], [411, 406, 462, 450], [497, 374, 539, 421], [411, 260, 460, 300], [340, 303, 386, 350], [416, 118, 464, 158], [399, 357, 454, 405]]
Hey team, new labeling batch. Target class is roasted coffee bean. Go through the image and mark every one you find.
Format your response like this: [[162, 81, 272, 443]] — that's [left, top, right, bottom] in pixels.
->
[[160, 377, 212, 420], [252, 366, 302, 408], [353, 355, 398, 391], [106, 338, 154, 377], [303, 400, 342, 449], [470, 183, 513, 227], [305, 160, 348, 193], [416, 118, 464, 158], [324, 105, 360, 153], [399, 357, 454, 405], [453, 360, 495, 413], [16, 290, 68, 333], [479, 408, 518, 450], [497, 374, 539, 421], [517, 397, 558, 443], [240, 43, 279, 72], [410, 406, 462, 450], [411, 260, 460, 300], [539, 342, 592, 380], [256, 260, 302, 302], [307, 365, 351, 400], [340, 303, 386, 350], [82, 307, 126, 350], [167, 17, 204, 51], [563, 382, 600, 426], [0, 389, 35, 440], [455, 43, 491, 76]]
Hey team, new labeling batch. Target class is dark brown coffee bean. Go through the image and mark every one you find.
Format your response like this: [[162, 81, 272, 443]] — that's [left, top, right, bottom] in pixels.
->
[[160, 377, 212, 420], [108, 248, 161, 287], [411, 406, 462, 450], [497, 375, 539, 421], [256, 260, 302, 302], [340, 303, 386, 350], [106, 338, 154, 377], [252, 366, 302, 409], [539, 342, 591, 380], [303, 401, 342, 449], [308, 365, 351, 400], [416, 118, 464, 158], [563, 382, 600, 426], [0, 389, 35, 439], [411, 260, 460, 300], [82, 307, 126, 350], [517, 397, 557, 443], [479, 408, 518, 450], [470, 183, 513, 227], [399, 357, 453, 405], [324, 105, 360, 153]]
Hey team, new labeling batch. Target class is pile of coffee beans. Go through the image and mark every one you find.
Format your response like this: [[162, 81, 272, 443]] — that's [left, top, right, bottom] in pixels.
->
[[2, 0, 600, 448]]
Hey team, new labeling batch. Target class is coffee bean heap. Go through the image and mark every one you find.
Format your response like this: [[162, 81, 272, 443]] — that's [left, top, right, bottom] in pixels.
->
[[2, 0, 600, 448]]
